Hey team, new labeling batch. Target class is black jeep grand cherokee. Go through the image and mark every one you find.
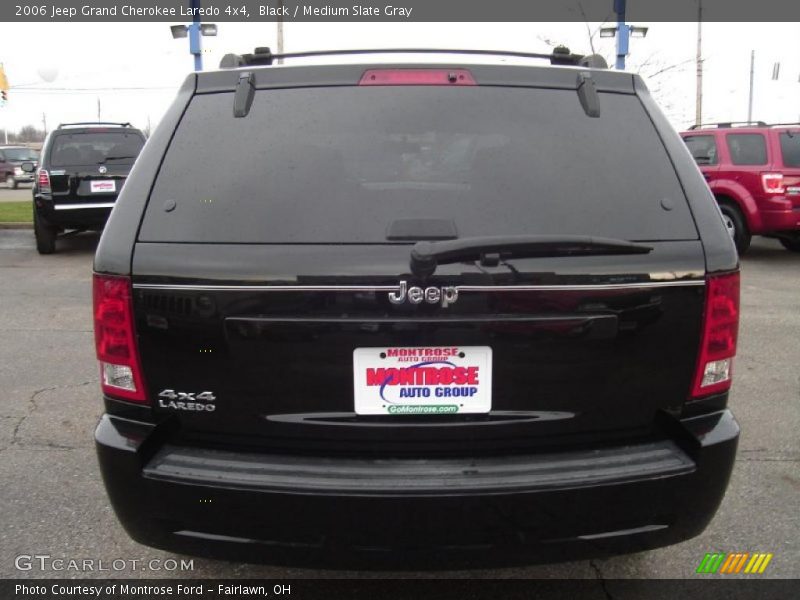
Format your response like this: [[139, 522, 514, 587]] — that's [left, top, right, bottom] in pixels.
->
[[93, 49, 740, 568]]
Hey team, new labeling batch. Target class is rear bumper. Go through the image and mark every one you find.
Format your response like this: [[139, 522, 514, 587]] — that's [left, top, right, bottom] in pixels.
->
[[36, 197, 113, 229], [96, 410, 739, 569], [759, 204, 800, 232]]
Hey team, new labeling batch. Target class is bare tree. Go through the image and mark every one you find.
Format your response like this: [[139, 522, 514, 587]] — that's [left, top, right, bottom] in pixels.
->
[[11, 125, 46, 143]]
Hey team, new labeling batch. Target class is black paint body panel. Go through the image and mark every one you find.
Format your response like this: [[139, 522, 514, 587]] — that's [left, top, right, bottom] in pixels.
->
[[92, 61, 740, 566]]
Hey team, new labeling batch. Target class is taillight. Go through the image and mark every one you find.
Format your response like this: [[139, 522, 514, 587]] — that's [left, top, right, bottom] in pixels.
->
[[37, 169, 51, 193], [690, 272, 740, 399], [761, 172, 785, 194], [359, 69, 476, 86], [93, 274, 147, 403]]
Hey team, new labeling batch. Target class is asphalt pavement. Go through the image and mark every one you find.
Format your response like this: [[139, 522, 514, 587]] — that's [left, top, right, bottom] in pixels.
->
[[0, 229, 797, 581], [0, 185, 32, 202]]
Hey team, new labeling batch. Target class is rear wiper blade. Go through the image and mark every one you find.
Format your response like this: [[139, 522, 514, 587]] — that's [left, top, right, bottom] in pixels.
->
[[99, 155, 135, 163], [409, 235, 653, 278]]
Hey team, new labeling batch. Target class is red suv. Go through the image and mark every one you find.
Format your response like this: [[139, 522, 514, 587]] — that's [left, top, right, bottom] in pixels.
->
[[681, 122, 800, 253]]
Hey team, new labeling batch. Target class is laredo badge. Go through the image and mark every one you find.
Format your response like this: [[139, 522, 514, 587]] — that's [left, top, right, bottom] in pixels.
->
[[158, 389, 216, 412]]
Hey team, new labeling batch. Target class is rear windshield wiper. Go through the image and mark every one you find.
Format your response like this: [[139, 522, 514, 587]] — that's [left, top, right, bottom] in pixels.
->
[[409, 235, 653, 277], [100, 155, 135, 163]]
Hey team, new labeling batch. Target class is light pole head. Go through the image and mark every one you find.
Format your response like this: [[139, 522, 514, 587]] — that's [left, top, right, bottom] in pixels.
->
[[170, 25, 188, 39], [37, 67, 59, 83]]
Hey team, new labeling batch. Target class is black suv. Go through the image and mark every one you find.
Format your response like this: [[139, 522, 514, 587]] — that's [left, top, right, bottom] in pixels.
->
[[93, 49, 740, 569], [29, 122, 145, 254]]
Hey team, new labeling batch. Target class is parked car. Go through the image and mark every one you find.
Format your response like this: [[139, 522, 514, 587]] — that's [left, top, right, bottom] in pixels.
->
[[680, 121, 800, 253], [27, 122, 145, 254], [0, 145, 39, 188], [93, 48, 740, 569]]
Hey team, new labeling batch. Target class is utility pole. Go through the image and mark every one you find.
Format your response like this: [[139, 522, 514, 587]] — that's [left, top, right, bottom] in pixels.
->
[[97, 97, 101, 121], [42, 113, 47, 136], [748, 50, 755, 122], [614, 0, 629, 70], [695, 1, 703, 126], [276, 0, 284, 64]]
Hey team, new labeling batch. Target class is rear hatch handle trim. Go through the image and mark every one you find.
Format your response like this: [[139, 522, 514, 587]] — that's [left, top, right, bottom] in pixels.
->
[[132, 280, 704, 293]]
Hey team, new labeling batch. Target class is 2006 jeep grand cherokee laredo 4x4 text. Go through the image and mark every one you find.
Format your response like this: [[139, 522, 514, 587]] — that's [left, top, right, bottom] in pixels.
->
[[93, 48, 740, 569]]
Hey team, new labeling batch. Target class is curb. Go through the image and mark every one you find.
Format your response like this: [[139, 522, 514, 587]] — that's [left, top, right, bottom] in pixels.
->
[[0, 222, 33, 229]]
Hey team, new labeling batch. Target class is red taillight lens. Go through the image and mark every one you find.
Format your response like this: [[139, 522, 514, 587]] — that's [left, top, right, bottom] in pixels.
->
[[93, 274, 147, 403], [37, 169, 51, 193], [690, 272, 740, 399], [761, 172, 784, 194], [359, 69, 476, 86]]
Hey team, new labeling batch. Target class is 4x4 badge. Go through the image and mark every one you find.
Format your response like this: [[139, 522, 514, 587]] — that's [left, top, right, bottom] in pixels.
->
[[158, 389, 216, 412], [388, 280, 458, 308]]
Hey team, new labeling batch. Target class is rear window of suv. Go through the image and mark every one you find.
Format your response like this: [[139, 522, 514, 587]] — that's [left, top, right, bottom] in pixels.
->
[[1, 147, 39, 161], [139, 85, 698, 244], [779, 132, 800, 167], [50, 131, 144, 167], [726, 133, 768, 165], [683, 134, 718, 165]]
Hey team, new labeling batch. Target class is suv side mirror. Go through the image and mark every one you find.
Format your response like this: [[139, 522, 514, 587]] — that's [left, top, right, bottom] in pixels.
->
[[20, 162, 35, 173]]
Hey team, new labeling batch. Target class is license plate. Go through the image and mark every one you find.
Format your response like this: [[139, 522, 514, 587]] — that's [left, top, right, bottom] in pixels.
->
[[90, 180, 116, 193], [353, 346, 492, 415]]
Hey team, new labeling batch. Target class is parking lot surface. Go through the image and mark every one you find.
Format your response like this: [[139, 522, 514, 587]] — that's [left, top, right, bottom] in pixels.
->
[[0, 230, 797, 580], [0, 186, 32, 203]]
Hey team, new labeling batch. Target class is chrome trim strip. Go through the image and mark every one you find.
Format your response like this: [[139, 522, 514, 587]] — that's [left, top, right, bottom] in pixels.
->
[[133, 280, 705, 292], [54, 202, 115, 210]]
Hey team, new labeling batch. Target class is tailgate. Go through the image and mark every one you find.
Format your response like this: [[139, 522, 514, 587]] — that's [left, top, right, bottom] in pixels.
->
[[131, 242, 705, 454], [49, 164, 128, 204]]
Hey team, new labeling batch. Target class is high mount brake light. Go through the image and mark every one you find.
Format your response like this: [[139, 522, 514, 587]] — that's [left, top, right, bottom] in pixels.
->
[[761, 173, 785, 194], [93, 274, 148, 403], [37, 169, 51, 193], [359, 69, 477, 86], [690, 272, 740, 399]]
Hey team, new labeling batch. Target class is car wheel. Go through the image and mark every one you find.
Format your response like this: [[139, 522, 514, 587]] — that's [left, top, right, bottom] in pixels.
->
[[718, 202, 751, 255], [33, 209, 57, 254], [779, 234, 800, 253], [5, 175, 16, 190]]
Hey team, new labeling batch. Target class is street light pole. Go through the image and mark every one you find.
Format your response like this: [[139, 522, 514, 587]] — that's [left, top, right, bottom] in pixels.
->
[[189, 0, 203, 71], [171, 2, 216, 71], [276, 0, 284, 64], [614, 0, 629, 70]]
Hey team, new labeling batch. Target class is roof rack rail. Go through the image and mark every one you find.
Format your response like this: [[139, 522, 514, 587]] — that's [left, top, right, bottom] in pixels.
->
[[219, 47, 608, 70], [57, 121, 132, 129], [769, 122, 800, 128], [688, 121, 768, 130]]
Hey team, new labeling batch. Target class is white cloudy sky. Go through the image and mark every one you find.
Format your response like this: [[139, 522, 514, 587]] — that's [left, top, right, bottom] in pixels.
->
[[0, 21, 798, 136]]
